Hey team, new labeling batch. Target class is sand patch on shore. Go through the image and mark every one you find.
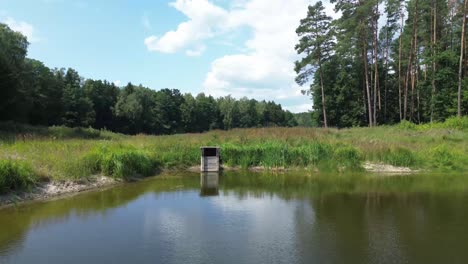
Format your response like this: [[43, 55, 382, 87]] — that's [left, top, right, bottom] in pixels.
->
[[0, 176, 118, 208]]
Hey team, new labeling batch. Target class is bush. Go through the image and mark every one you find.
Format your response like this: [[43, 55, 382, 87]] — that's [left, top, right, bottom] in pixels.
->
[[79, 146, 160, 179], [429, 146, 463, 170], [100, 149, 154, 178], [0, 159, 38, 193], [441, 116, 468, 130], [221, 142, 361, 171], [397, 120, 417, 130], [333, 145, 362, 169], [379, 147, 417, 167]]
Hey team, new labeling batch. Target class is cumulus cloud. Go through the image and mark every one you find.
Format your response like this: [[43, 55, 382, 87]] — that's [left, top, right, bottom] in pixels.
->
[[202, 0, 314, 104], [2, 17, 38, 42], [144, 0, 227, 54], [145, 0, 337, 112]]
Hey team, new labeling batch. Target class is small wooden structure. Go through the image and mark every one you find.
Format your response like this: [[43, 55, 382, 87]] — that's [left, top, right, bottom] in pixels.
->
[[200, 146, 220, 172]]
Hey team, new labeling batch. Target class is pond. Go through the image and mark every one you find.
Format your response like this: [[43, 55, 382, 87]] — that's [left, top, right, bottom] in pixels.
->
[[1, 171, 468, 264]]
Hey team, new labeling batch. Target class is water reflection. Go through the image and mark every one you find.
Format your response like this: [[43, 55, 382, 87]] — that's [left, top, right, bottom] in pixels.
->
[[1, 172, 468, 264], [200, 172, 219, 196]]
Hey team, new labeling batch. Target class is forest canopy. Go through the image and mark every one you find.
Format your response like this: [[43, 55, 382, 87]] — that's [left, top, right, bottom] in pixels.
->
[[1, 0, 467, 132], [0, 23, 298, 135], [295, 0, 468, 127]]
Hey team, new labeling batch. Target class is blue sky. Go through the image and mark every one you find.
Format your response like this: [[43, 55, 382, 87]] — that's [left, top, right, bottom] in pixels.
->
[[0, 0, 336, 112]]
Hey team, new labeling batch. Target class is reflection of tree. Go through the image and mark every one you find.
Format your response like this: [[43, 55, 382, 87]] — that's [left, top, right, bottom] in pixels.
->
[[294, 193, 468, 264], [294, 194, 371, 264], [2, 171, 468, 263]]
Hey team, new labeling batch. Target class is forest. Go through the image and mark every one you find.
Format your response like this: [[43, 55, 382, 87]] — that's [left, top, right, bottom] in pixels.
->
[[1, 0, 467, 133], [295, 0, 468, 127], [0, 23, 298, 135]]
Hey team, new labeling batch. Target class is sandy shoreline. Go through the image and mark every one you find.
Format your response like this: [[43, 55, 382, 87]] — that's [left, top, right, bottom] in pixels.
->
[[0, 176, 119, 209]]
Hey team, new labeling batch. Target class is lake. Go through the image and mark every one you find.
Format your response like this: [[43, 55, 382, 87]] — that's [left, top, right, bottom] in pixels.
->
[[1, 171, 468, 264]]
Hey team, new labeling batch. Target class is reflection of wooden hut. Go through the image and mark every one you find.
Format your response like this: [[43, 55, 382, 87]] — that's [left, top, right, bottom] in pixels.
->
[[200, 172, 219, 196], [200, 146, 220, 172]]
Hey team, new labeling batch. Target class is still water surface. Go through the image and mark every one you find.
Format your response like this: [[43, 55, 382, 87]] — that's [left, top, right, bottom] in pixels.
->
[[1, 171, 468, 264]]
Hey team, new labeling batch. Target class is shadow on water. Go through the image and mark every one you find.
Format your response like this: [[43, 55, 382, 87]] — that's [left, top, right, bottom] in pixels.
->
[[1, 171, 468, 263]]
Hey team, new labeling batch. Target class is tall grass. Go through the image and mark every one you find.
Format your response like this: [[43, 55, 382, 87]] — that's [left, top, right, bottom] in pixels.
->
[[0, 159, 37, 193], [0, 117, 466, 193], [68, 145, 161, 180], [375, 147, 418, 167], [221, 142, 362, 170]]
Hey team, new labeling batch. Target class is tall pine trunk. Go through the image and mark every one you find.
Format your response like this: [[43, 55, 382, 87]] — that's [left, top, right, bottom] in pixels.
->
[[360, 16, 373, 127], [398, 6, 404, 121], [318, 56, 328, 128], [363, 44, 372, 126], [404, 0, 419, 120], [384, 25, 390, 122], [431, 0, 437, 122], [458, 0, 467, 117], [373, 3, 379, 125]]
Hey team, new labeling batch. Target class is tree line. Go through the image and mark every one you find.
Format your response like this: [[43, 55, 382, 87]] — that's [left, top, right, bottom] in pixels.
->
[[0, 23, 298, 135], [295, 0, 468, 127]]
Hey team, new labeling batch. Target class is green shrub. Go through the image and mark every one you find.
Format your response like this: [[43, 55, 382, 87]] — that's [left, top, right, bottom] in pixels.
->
[[429, 146, 462, 170], [100, 149, 154, 178], [78, 146, 160, 179], [221, 142, 361, 171], [397, 120, 418, 130], [333, 145, 362, 169], [441, 117, 468, 130], [379, 147, 417, 167], [0, 159, 38, 193]]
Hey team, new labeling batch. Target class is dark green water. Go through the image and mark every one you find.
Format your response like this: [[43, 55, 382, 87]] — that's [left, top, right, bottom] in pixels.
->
[[1, 171, 468, 264]]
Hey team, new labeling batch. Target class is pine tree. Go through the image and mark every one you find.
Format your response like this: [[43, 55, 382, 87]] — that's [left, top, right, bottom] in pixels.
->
[[295, 1, 334, 128]]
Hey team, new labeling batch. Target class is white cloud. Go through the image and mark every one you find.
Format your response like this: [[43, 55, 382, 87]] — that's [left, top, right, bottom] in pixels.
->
[[203, 0, 313, 103], [144, 0, 227, 54], [113, 80, 122, 86], [145, 0, 338, 112], [2, 17, 38, 42]]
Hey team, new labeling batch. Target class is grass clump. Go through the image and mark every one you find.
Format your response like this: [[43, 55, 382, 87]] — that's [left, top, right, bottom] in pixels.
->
[[396, 116, 468, 131], [441, 116, 468, 130], [333, 145, 362, 169], [79, 146, 159, 180], [0, 159, 38, 193], [397, 120, 417, 130], [428, 146, 463, 171], [377, 147, 417, 167], [100, 148, 155, 179], [221, 142, 362, 171]]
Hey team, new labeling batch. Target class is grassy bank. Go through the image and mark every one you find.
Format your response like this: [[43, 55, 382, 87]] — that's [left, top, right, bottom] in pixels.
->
[[0, 117, 467, 192]]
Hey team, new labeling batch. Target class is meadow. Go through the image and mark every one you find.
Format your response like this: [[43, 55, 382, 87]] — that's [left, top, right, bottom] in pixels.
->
[[0, 117, 467, 193]]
